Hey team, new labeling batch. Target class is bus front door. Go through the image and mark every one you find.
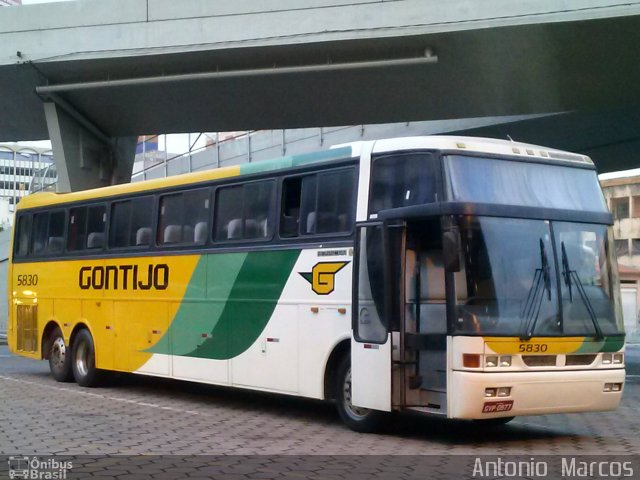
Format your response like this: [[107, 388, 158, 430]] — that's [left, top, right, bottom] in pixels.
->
[[351, 222, 393, 412], [399, 221, 448, 415]]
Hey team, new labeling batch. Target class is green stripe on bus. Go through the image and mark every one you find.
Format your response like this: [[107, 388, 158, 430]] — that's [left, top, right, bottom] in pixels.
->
[[575, 336, 625, 354], [239, 146, 353, 176], [147, 249, 301, 360], [150, 253, 248, 356], [188, 249, 301, 359]]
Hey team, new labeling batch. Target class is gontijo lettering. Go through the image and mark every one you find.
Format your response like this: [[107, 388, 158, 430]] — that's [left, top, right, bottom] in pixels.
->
[[79, 264, 169, 290]]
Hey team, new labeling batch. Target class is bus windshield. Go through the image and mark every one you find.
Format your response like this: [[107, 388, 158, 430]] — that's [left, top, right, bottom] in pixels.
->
[[445, 155, 608, 212], [454, 216, 623, 337]]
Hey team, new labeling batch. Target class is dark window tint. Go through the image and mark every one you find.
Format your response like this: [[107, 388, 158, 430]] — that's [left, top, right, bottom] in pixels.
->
[[280, 177, 302, 238], [370, 153, 438, 213], [110, 196, 154, 248], [215, 181, 273, 241], [283, 168, 355, 237], [158, 189, 210, 245], [68, 205, 106, 251], [14, 215, 31, 257], [32, 210, 65, 255]]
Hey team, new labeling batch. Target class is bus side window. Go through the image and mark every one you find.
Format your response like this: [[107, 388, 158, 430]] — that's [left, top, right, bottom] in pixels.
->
[[47, 211, 65, 255], [86, 206, 106, 249], [14, 214, 31, 257], [110, 196, 154, 249], [215, 181, 273, 242], [159, 189, 209, 246], [280, 177, 302, 238], [31, 213, 49, 254], [67, 207, 88, 252], [299, 168, 355, 236]]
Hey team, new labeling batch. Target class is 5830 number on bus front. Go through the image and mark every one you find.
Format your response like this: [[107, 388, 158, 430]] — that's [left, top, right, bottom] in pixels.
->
[[518, 343, 548, 353]]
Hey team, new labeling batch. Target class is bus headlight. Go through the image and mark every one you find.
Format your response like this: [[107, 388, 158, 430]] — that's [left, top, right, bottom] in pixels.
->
[[485, 388, 497, 397], [602, 354, 612, 365], [613, 353, 624, 364], [500, 356, 512, 367], [485, 356, 498, 368]]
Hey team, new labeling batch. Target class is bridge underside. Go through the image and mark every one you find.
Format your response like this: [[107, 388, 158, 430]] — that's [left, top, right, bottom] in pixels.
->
[[1, 2, 640, 188]]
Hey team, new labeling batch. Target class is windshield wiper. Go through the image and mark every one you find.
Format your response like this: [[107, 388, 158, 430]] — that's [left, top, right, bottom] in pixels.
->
[[520, 239, 552, 340], [561, 241, 604, 340]]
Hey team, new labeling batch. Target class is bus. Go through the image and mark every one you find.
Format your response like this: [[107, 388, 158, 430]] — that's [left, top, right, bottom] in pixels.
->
[[8, 136, 625, 432]]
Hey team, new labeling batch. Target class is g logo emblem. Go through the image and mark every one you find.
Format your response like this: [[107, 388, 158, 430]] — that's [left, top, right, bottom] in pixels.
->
[[300, 262, 349, 295]]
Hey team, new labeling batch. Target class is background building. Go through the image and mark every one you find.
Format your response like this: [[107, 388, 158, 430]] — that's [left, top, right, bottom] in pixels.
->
[[600, 172, 640, 341], [0, 1, 22, 6]]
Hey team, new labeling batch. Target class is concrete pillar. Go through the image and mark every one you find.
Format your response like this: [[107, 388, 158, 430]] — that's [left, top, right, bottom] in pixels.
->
[[43, 102, 137, 192]]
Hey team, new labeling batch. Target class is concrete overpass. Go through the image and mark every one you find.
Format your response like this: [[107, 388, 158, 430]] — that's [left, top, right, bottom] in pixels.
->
[[1, 0, 640, 189]]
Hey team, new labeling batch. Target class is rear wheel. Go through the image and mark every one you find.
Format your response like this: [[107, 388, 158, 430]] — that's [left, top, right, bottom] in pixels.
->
[[71, 329, 103, 387], [48, 328, 73, 382], [335, 355, 385, 433]]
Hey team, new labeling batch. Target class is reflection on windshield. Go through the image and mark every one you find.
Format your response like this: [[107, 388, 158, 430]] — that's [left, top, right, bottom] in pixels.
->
[[454, 217, 623, 337], [554, 222, 620, 336]]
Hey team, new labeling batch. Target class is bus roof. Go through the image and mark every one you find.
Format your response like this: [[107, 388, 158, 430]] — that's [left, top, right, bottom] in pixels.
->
[[17, 135, 592, 210], [17, 145, 355, 210]]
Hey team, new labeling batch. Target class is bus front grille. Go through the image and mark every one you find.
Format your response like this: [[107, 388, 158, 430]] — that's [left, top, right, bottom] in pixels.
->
[[16, 305, 38, 352]]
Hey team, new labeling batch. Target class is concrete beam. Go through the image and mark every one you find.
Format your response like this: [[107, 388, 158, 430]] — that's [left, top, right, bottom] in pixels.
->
[[43, 102, 136, 191]]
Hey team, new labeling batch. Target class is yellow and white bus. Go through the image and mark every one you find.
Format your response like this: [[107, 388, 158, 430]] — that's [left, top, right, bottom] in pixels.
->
[[8, 136, 625, 431]]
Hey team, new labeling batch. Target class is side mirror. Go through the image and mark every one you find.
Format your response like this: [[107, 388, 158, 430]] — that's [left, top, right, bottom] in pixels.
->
[[443, 227, 461, 272]]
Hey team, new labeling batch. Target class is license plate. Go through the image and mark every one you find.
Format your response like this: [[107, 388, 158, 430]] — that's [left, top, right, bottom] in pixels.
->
[[482, 400, 514, 413]]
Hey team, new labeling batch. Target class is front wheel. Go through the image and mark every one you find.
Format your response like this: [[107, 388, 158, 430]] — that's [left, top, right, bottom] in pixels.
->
[[71, 329, 103, 387], [335, 355, 386, 433], [48, 327, 73, 382]]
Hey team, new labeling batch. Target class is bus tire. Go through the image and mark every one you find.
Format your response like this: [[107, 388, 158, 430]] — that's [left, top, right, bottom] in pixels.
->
[[48, 327, 73, 383], [71, 329, 103, 387], [335, 355, 385, 433]]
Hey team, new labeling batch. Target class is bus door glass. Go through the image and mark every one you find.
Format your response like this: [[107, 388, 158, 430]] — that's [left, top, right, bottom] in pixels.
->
[[351, 222, 393, 411], [403, 219, 448, 409]]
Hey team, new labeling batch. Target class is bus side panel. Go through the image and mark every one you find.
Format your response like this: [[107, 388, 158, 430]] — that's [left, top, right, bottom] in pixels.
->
[[231, 304, 299, 393], [83, 300, 115, 371], [114, 300, 170, 376]]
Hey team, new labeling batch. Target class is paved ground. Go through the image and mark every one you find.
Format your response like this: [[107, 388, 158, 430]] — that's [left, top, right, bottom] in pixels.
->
[[0, 345, 638, 478]]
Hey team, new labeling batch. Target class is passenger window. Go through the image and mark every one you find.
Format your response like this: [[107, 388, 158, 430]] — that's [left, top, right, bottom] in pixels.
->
[[215, 181, 274, 241], [32, 210, 65, 255], [14, 214, 31, 257], [68, 205, 106, 251], [109, 196, 154, 248], [300, 169, 355, 236], [158, 189, 210, 245], [280, 177, 302, 238]]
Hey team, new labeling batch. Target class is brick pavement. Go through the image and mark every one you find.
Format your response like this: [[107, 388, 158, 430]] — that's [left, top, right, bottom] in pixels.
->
[[0, 348, 639, 457]]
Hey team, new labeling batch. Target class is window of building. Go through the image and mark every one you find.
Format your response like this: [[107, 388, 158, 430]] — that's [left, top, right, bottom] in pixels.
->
[[632, 196, 640, 218], [280, 168, 355, 238], [31, 210, 66, 255], [615, 239, 629, 257], [109, 196, 154, 248], [611, 197, 630, 219], [67, 205, 106, 251], [158, 189, 210, 245], [215, 181, 274, 241], [632, 239, 640, 256]]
